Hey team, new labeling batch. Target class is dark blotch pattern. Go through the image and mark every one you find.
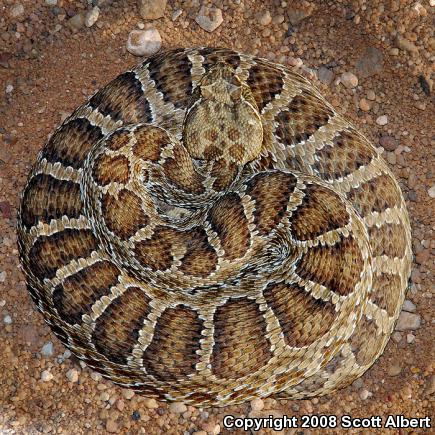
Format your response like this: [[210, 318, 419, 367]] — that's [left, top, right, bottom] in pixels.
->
[[101, 189, 149, 240], [142, 305, 203, 381], [211, 298, 271, 379], [314, 129, 375, 181], [208, 193, 250, 260], [264, 282, 335, 347], [42, 118, 103, 169], [21, 174, 82, 228], [295, 235, 363, 296], [179, 227, 218, 277], [147, 49, 193, 109], [348, 174, 400, 216], [275, 89, 333, 146], [92, 286, 151, 364], [245, 172, 297, 236], [291, 184, 349, 240], [199, 47, 241, 72], [247, 60, 284, 111], [370, 272, 402, 317], [29, 229, 98, 280], [53, 261, 120, 325], [89, 71, 152, 123]]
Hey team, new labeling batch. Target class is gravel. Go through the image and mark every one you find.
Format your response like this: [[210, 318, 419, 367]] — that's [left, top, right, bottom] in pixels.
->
[[195, 6, 223, 33], [0, 1, 432, 433], [126, 28, 162, 56], [395, 312, 422, 331]]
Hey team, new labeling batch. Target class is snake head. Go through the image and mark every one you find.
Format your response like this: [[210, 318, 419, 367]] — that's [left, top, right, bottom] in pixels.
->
[[183, 62, 264, 166]]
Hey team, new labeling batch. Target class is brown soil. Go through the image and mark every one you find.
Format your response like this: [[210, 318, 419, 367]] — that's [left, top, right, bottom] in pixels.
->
[[0, 1, 433, 434]]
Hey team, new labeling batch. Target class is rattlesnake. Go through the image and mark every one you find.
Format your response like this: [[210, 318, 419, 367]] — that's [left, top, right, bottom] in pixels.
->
[[17, 47, 412, 407]]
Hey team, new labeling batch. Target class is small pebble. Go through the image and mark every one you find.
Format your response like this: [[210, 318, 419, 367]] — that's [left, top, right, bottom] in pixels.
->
[[143, 398, 159, 409], [0, 272, 6, 283], [428, 185, 435, 198], [403, 300, 416, 312], [85, 6, 100, 28], [388, 364, 402, 376], [407, 333, 415, 344], [376, 115, 388, 126], [392, 331, 402, 343], [138, 0, 167, 20], [172, 9, 183, 21], [105, 420, 118, 433], [68, 13, 85, 31], [41, 342, 54, 357], [195, 6, 223, 33], [100, 392, 110, 401], [250, 398, 264, 411], [340, 72, 358, 89], [10, 4, 25, 19], [169, 402, 187, 414], [45, 0, 57, 5], [126, 28, 162, 56], [359, 388, 371, 400], [359, 98, 371, 112], [395, 35, 418, 53], [317, 66, 334, 85], [41, 370, 54, 382], [379, 135, 398, 151], [116, 399, 125, 411], [367, 90, 376, 100], [5, 84, 14, 93], [257, 10, 272, 26], [131, 410, 141, 421], [3, 315, 12, 324], [395, 312, 421, 331], [66, 368, 79, 383], [122, 389, 135, 400]]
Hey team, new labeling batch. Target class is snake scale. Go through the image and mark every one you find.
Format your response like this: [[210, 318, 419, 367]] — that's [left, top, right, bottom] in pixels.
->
[[17, 47, 412, 407]]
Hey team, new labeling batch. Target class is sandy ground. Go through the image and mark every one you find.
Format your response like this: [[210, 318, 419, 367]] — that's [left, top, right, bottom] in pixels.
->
[[0, 0, 433, 434]]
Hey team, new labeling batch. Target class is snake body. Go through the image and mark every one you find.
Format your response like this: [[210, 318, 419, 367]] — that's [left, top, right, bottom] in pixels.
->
[[17, 48, 412, 406]]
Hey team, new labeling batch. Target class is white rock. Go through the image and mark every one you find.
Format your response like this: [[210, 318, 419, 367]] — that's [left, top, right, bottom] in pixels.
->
[[126, 28, 162, 56], [45, 0, 57, 5], [139, 0, 167, 20], [85, 6, 100, 27], [169, 401, 187, 414], [172, 9, 183, 21], [0, 271, 6, 283], [91, 371, 102, 382], [10, 4, 24, 19], [3, 314, 12, 324], [41, 342, 54, 357], [317, 66, 334, 85], [428, 185, 435, 198], [376, 115, 388, 126], [340, 72, 358, 89], [41, 370, 54, 382], [250, 398, 264, 411], [403, 300, 416, 312], [195, 6, 223, 33], [395, 311, 421, 331], [406, 333, 415, 344], [66, 368, 79, 382], [143, 398, 159, 408], [122, 389, 135, 400], [359, 388, 371, 400], [6, 84, 14, 94]]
